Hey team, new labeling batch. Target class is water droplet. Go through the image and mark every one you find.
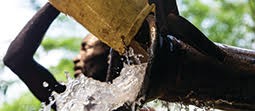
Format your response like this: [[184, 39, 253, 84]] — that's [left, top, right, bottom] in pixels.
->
[[64, 71, 73, 81], [43, 81, 49, 88]]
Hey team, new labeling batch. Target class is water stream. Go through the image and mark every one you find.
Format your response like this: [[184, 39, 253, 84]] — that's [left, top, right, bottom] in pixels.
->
[[40, 48, 148, 111]]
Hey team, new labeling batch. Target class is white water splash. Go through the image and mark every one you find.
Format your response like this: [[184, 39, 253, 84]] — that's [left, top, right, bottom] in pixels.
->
[[41, 47, 147, 111], [124, 47, 145, 65], [51, 63, 147, 111]]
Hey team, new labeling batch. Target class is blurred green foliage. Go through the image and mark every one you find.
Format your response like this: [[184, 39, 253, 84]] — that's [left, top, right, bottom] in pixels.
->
[[180, 0, 255, 48], [0, 93, 41, 111], [41, 37, 82, 81], [0, 36, 82, 110], [1, 0, 255, 111], [41, 37, 82, 52], [49, 58, 75, 81]]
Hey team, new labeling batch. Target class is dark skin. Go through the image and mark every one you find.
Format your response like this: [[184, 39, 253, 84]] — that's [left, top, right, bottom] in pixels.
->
[[73, 34, 110, 81], [149, 0, 226, 61], [3, 3, 66, 104], [4, 3, 111, 104], [4, 0, 226, 109], [2, 3, 145, 110]]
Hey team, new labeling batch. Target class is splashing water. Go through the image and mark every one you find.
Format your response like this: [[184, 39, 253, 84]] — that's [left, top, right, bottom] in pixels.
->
[[124, 47, 144, 65], [52, 64, 147, 111], [40, 47, 148, 111]]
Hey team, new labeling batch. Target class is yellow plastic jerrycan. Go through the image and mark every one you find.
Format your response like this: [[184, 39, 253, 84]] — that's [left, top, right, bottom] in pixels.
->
[[49, 0, 155, 54]]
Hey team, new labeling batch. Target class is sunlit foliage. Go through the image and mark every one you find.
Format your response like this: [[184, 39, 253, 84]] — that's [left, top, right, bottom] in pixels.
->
[[180, 0, 255, 48], [0, 93, 41, 111], [41, 37, 82, 52], [1, 0, 255, 110]]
